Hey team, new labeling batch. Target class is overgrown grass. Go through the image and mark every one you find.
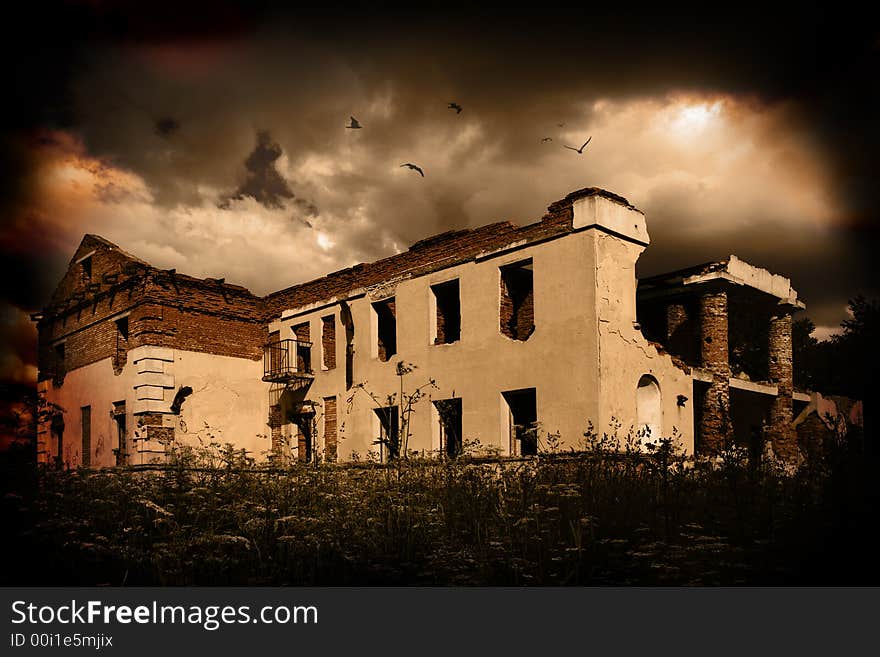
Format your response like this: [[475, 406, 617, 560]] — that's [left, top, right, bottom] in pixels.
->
[[2, 429, 877, 586]]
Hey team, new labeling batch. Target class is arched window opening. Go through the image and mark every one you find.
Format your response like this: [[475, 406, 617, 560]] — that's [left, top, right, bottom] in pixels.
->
[[637, 375, 662, 443]]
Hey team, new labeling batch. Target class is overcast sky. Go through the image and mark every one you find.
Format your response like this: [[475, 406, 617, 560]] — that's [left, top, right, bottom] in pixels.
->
[[1, 0, 877, 386]]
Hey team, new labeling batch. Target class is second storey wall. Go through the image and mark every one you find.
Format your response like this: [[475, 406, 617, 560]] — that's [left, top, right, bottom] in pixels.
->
[[271, 230, 604, 459]]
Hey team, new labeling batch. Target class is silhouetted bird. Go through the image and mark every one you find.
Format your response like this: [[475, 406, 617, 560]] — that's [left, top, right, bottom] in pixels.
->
[[557, 122, 565, 127], [346, 116, 363, 129], [448, 102, 463, 114], [541, 137, 553, 143], [400, 163, 425, 177], [563, 136, 592, 154]]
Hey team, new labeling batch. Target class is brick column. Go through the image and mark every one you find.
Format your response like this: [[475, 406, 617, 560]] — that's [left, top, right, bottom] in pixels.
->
[[268, 404, 284, 461], [667, 303, 687, 338], [666, 302, 691, 358], [698, 291, 732, 454], [768, 310, 797, 461]]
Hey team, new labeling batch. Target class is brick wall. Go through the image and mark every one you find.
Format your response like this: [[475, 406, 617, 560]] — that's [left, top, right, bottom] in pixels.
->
[[268, 404, 283, 458], [375, 299, 397, 362], [500, 262, 534, 341], [322, 316, 336, 369], [48, 235, 143, 306], [38, 286, 140, 382], [323, 396, 337, 462], [293, 322, 311, 372], [39, 265, 265, 385], [432, 280, 460, 344], [135, 412, 173, 446]]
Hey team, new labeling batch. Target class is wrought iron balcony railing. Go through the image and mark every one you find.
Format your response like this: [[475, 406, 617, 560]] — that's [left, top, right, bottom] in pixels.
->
[[263, 339, 314, 383]]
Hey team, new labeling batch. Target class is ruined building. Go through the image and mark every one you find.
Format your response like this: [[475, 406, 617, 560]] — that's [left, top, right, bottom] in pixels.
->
[[34, 187, 854, 467]]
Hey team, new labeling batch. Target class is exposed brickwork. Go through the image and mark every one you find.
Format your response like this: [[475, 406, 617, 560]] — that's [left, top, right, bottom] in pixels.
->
[[698, 291, 732, 453], [432, 279, 460, 344], [293, 322, 310, 341], [38, 284, 142, 382], [321, 316, 336, 369], [293, 414, 313, 462], [81, 406, 91, 467], [323, 396, 337, 462], [262, 188, 600, 321], [112, 316, 130, 374], [40, 189, 814, 468], [795, 395, 861, 457], [48, 234, 147, 307], [666, 301, 698, 363], [39, 189, 626, 386], [37, 237, 265, 387], [796, 412, 833, 459], [292, 322, 312, 373], [374, 298, 397, 362], [435, 301, 447, 344], [134, 412, 173, 450], [148, 426, 174, 443], [500, 261, 534, 341], [667, 303, 687, 337], [767, 312, 797, 460], [268, 404, 283, 458]]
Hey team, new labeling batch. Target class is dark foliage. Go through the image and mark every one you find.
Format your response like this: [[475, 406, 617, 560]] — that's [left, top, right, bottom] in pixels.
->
[[2, 426, 877, 586]]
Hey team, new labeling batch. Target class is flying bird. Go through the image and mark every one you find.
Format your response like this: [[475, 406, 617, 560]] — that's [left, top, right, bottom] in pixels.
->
[[563, 136, 592, 154], [448, 102, 463, 114], [346, 116, 362, 129], [400, 163, 425, 177], [541, 137, 553, 143], [557, 122, 565, 128]]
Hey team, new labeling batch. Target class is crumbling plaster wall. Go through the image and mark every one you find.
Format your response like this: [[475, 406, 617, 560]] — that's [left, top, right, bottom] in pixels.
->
[[38, 357, 138, 468], [592, 231, 695, 452], [271, 229, 603, 460], [38, 347, 266, 467], [172, 350, 266, 459], [271, 199, 697, 460]]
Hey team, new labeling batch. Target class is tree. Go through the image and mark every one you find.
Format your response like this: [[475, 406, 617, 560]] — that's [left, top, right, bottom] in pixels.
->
[[791, 297, 879, 398], [792, 316, 818, 390]]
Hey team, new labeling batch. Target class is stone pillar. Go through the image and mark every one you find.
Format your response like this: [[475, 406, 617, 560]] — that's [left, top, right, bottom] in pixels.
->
[[768, 310, 797, 461], [268, 404, 284, 461], [698, 291, 732, 454]]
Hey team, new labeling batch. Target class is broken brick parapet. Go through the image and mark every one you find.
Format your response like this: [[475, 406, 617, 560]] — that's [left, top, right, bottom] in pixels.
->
[[38, 287, 264, 381], [264, 190, 597, 321], [37, 234, 265, 383], [48, 234, 150, 308]]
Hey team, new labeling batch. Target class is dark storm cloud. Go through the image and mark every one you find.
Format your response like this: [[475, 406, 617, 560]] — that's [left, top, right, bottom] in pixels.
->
[[2, 1, 878, 346], [221, 131, 297, 209]]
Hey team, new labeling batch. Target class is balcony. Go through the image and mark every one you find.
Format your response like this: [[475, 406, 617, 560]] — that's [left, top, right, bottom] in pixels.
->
[[263, 339, 314, 384]]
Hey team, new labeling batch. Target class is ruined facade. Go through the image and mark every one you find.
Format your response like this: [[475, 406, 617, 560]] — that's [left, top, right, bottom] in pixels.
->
[[35, 188, 843, 467]]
